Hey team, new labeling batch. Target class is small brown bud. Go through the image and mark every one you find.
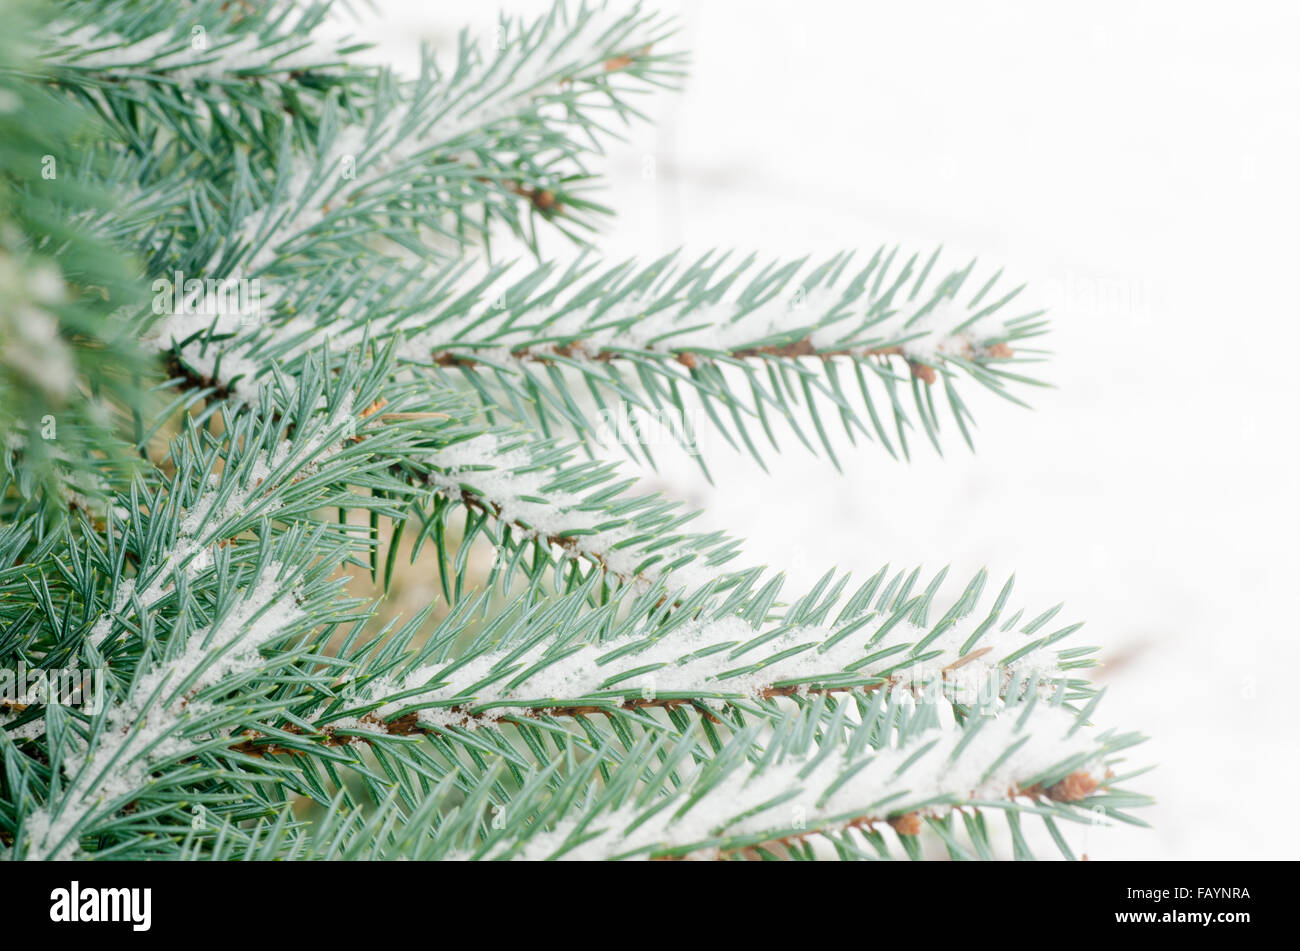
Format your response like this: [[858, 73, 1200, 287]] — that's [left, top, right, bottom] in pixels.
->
[[1046, 771, 1099, 802], [888, 813, 923, 836], [606, 43, 652, 72]]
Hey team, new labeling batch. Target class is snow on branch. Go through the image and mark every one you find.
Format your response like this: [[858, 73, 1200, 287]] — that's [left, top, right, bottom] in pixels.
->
[[376, 247, 1047, 463], [89, 391, 356, 641], [150, 245, 1045, 470], [233, 1, 678, 274], [400, 249, 1039, 377], [21, 559, 306, 860], [310, 568, 1077, 740], [493, 703, 1119, 860], [46, 19, 347, 82], [417, 431, 735, 592], [2, 383, 363, 742]]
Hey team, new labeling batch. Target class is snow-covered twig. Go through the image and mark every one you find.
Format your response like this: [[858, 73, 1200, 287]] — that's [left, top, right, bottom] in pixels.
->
[[22, 560, 305, 860], [494, 704, 1115, 860]]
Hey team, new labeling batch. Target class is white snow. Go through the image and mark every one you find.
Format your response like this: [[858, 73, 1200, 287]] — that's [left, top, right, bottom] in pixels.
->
[[6, 395, 354, 745], [498, 703, 1102, 860], [23, 561, 304, 860], [49, 23, 340, 80], [374, 592, 1062, 725], [231, 8, 627, 277], [424, 432, 711, 590]]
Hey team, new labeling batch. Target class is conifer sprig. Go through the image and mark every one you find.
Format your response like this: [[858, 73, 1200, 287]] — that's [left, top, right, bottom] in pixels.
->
[[0, 0, 1150, 862]]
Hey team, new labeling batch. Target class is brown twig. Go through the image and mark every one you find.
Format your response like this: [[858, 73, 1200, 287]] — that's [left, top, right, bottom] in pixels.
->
[[431, 337, 1012, 385], [227, 677, 904, 757]]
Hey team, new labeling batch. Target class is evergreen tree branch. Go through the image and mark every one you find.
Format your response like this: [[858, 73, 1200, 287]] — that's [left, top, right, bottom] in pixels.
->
[[237, 563, 1093, 753], [0, 0, 150, 509], [0, 0, 1152, 863], [481, 702, 1145, 860], [145, 247, 1047, 473]]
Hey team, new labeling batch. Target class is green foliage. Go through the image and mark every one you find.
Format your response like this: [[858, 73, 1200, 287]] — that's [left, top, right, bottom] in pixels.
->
[[0, 0, 1149, 861], [0, 0, 149, 508]]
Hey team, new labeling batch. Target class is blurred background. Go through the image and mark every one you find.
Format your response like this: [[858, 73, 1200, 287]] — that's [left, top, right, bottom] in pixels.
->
[[324, 0, 1300, 859]]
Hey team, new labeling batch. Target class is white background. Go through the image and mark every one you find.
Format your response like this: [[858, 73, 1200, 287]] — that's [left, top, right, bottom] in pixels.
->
[[330, 1, 1300, 859]]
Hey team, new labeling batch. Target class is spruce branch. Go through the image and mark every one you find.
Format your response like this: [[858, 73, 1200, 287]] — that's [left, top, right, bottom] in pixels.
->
[[228, 562, 1096, 763], [221, 0, 682, 274], [142, 244, 1047, 490], [0, 0, 1152, 863], [0, 0, 150, 509], [479, 702, 1145, 861], [393, 247, 1047, 467], [191, 699, 1149, 862]]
